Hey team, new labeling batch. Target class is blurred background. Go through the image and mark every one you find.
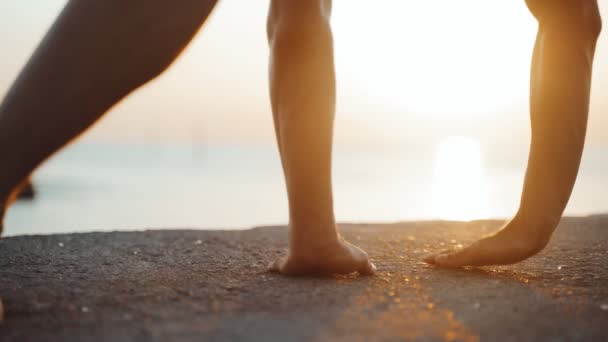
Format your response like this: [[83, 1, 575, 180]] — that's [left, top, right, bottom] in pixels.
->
[[2, 0, 608, 236]]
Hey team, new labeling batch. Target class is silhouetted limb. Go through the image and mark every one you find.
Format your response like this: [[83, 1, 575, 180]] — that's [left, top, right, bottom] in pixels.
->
[[17, 179, 35, 200], [0, 0, 218, 231]]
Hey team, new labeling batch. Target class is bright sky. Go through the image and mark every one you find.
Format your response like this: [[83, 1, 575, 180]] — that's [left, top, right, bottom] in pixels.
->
[[1, 0, 608, 147]]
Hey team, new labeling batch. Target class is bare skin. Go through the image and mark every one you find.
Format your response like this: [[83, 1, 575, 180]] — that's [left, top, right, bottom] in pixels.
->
[[266, 0, 374, 276], [425, 0, 602, 268], [0, 0, 373, 276]]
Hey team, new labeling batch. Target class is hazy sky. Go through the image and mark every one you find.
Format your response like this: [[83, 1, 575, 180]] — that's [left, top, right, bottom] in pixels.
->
[[2, 0, 608, 148]]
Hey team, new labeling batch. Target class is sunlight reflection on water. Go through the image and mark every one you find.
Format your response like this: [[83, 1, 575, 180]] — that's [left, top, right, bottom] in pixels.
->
[[4, 141, 608, 236]]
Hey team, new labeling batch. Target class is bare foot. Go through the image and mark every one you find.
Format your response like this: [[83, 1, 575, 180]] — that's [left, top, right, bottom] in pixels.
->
[[424, 219, 553, 268], [269, 236, 376, 276]]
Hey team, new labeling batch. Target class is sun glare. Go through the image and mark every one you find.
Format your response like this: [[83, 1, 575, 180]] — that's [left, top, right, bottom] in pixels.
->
[[431, 136, 489, 221], [333, 1, 536, 119]]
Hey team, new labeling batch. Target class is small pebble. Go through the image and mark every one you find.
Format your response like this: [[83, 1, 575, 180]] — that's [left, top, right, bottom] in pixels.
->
[[557, 265, 567, 270], [600, 304, 608, 311], [58, 242, 64, 247], [194, 240, 203, 245], [81, 306, 90, 313], [473, 302, 481, 309]]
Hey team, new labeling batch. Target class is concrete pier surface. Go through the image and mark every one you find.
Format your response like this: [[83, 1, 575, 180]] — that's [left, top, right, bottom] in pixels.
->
[[1, 216, 607, 341]]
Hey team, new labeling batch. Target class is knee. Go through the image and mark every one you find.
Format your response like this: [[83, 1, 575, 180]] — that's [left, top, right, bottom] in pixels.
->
[[266, 0, 331, 44], [527, 0, 602, 39], [588, 8, 603, 40], [578, 1, 603, 40]]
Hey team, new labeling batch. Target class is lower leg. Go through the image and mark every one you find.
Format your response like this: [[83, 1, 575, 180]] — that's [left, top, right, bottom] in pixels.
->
[[426, 1, 601, 267], [266, 0, 374, 275], [0, 0, 217, 232]]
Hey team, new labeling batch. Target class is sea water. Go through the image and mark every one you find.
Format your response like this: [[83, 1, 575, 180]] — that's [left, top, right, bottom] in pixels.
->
[[4, 142, 608, 236]]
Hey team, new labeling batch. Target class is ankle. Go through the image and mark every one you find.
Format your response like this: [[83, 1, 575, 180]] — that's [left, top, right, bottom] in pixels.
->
[[504, 214, 554, 254], [288, 219, 339, 254], [513, 210, 561, 235], [288, 237, 342, 262]]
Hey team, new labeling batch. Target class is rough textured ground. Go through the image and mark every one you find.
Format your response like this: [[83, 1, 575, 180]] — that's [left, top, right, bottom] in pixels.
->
[[1, 216, 608, 341]]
